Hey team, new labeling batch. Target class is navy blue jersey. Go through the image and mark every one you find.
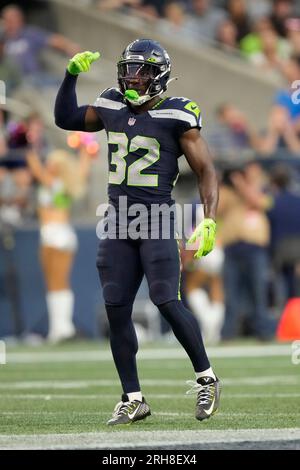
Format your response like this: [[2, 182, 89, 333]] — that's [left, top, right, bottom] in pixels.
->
[[93, 88, 202, 208]]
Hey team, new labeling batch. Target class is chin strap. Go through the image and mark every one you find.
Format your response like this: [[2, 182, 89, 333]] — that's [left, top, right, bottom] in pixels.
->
[[166, 77, 178, 87]]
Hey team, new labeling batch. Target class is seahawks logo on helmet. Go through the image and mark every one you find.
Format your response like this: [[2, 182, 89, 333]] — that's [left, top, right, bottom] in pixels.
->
[[117, 39, 172, 106]]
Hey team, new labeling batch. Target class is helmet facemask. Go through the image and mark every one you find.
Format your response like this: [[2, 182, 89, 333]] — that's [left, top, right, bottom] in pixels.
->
[[117, 60, 170, 106]]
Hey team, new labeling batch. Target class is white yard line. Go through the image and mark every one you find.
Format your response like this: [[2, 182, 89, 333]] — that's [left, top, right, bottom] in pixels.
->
[[1, 392, 300, 400], [1, 411, 300, 417], [0, 428, 299, 449], [0, 375, 299, 390], [5, 344, 294, 363]]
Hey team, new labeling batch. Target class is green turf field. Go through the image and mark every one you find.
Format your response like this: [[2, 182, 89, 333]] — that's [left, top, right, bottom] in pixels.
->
[[0, 340, 299, 449]]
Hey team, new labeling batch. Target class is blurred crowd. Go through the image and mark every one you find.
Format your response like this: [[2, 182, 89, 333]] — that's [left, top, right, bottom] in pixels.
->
[[0, 3, 80, 91], [204, 62, 300, 161], [180, 160, 300, 344], [1, 1, 299, 90], [94, 0, 300, 78], [1, 2, 300, 160], [0, 108, 99, 344], [93, 0, 300, 160], [0, 3, 97, 345]]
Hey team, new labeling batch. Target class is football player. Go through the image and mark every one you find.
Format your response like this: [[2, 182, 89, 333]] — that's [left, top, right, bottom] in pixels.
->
[[54, 39, 220, 425]]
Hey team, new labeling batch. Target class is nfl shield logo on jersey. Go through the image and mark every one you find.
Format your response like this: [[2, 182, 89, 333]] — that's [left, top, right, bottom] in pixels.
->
[[128, 117, 136, 126]]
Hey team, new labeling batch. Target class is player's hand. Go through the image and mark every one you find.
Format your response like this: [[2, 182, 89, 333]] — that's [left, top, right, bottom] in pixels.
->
[[187, 218, 216, 258], [67, 51, 100, 75]]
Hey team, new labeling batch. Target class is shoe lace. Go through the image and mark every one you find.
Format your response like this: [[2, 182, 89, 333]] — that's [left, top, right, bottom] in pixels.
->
[[112, 400, 138, 417], [185, 380, 215, 405]]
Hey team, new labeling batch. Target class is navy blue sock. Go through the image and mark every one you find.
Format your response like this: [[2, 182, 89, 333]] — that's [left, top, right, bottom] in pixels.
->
[[158, 300, 210, 372], [105, 304, 140, 394]]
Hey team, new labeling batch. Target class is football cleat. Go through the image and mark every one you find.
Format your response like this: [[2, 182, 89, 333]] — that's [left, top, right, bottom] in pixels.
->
[[107, 394, 151, 426], [186, 376, 221, 421]]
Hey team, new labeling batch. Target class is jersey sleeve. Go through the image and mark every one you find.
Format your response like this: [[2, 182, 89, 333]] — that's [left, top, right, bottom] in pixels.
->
[[93, 87, 115, 104], [169, 98, 202, 136]]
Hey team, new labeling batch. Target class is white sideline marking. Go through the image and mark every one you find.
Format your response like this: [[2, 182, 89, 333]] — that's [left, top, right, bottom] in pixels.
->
[[2, 392, 300, 400], [0, 428, 300, 449], [0, 375, 299, 390], [1, 411, 300, 418], [6, 344, 293, 363]]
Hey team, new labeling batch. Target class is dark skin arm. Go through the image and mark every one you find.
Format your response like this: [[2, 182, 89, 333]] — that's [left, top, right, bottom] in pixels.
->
[[180, 128, 219, 220], [84, 106, 104, 132]]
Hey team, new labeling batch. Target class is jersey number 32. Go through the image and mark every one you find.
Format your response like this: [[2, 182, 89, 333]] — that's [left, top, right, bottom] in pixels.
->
[[108, 132, 160, 187]]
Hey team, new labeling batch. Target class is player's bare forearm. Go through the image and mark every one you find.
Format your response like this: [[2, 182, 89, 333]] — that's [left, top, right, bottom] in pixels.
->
[[180, 129, 219, 220]]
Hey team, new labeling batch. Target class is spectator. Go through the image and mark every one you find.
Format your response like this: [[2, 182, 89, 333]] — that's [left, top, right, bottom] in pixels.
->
[[205, 103, 263, 160], [228, 162, 300, 301], [25, 112, 50, 160], [0, 120, 33, 228], [270, 55, 300, 134], [0, 34, 21, 95], [0, 124, 33, 339], [218, 163, 276, 340], [285, 16, 300, 57], [139, 0, 167, 17], [161, 1, 187, 35], [225, 0, 251, 42], [247, 27, 289, 75], [216, 19, 239, 52], [268, 165, 300, 299], [247, 0, 272, 21], [185, 0, 227, 42], [269, 0, 295, 37], [240, 16, 290, 72], [260, 106, 300, 154], [240, 16, 275, 57], [1, 4, 80, 87], [26, 145, 93, 343]]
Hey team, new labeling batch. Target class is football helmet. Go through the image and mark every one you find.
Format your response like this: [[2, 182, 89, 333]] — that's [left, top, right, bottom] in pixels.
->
[[117, 38, 171, 106]]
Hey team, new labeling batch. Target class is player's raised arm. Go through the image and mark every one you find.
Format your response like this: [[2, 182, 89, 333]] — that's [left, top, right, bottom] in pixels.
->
[[54, 51, 104, 132], [180, 128, 219, 258]]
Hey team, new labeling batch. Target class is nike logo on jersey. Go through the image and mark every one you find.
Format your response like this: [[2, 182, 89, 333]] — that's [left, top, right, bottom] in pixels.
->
[[128, 117, 136, 126]]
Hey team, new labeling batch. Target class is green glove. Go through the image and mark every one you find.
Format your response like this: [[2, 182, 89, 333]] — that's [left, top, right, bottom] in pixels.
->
[[187, 218, 217, 258], [67, 51, 100, 75]]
